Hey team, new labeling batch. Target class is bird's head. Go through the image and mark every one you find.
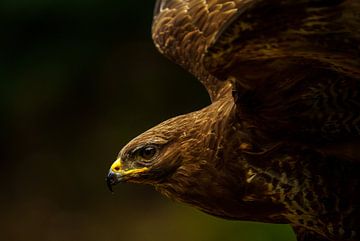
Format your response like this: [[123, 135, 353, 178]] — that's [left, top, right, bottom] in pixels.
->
[[106, 112, 208, 191]]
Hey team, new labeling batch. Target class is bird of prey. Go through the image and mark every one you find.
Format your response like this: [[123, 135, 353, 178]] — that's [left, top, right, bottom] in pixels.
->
[[107, 0, 360, 240]]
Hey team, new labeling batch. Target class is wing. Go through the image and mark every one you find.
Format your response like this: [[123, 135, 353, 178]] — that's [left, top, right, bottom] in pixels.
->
[[152, 0, 248, 101], [202, 0, 360, 143]]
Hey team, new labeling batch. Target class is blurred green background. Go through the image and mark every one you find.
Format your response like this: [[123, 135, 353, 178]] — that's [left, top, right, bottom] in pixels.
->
[[0, 1, 296, 241]]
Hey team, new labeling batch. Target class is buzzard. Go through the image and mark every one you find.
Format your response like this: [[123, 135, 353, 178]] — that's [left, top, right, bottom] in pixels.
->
[[107, 0, 360, 240]]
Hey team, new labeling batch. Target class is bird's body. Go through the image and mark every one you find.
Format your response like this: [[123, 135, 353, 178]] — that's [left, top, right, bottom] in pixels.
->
[[107, 0, 360, 240]]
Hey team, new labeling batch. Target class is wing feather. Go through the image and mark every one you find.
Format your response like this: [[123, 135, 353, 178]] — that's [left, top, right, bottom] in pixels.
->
[[202, 0, 360, 142], [152, 0, 360, 142], [152, 0, 247, 101], [204, 0, 360, 79]]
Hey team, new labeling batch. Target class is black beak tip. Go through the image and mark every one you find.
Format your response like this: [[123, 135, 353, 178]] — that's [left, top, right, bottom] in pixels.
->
[[106, 171, 119, 193], [106, 176, 114, 193]]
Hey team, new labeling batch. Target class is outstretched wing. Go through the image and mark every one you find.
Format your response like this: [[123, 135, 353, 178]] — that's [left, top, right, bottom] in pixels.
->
[[152, 0, 247, 101], [152, 0, 360, 143], [202, 0, 360, 142]]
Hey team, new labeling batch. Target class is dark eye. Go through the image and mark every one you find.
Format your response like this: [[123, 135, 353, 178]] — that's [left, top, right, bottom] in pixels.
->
[[139, 146, 157, 160]]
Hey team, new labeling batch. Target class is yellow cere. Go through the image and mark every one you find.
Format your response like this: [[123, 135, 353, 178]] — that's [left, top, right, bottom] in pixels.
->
[[111, 158, 122, 172], [111, 159, 149, 175]]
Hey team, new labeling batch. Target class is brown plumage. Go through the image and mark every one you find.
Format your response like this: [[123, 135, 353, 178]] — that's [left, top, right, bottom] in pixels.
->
[[106, 1, 360, 240]]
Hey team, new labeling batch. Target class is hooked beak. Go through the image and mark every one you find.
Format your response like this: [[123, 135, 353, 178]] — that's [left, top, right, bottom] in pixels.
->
[[106, 158, 123, 192], [106, 158, 149, 192], [106, 170, 122, 193]]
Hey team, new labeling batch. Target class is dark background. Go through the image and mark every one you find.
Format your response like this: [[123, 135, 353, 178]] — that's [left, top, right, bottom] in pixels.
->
[[0, 1, 295, 240]]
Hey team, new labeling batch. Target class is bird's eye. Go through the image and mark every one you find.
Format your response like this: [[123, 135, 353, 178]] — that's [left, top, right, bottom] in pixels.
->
[[139, 146, 157, 160]]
